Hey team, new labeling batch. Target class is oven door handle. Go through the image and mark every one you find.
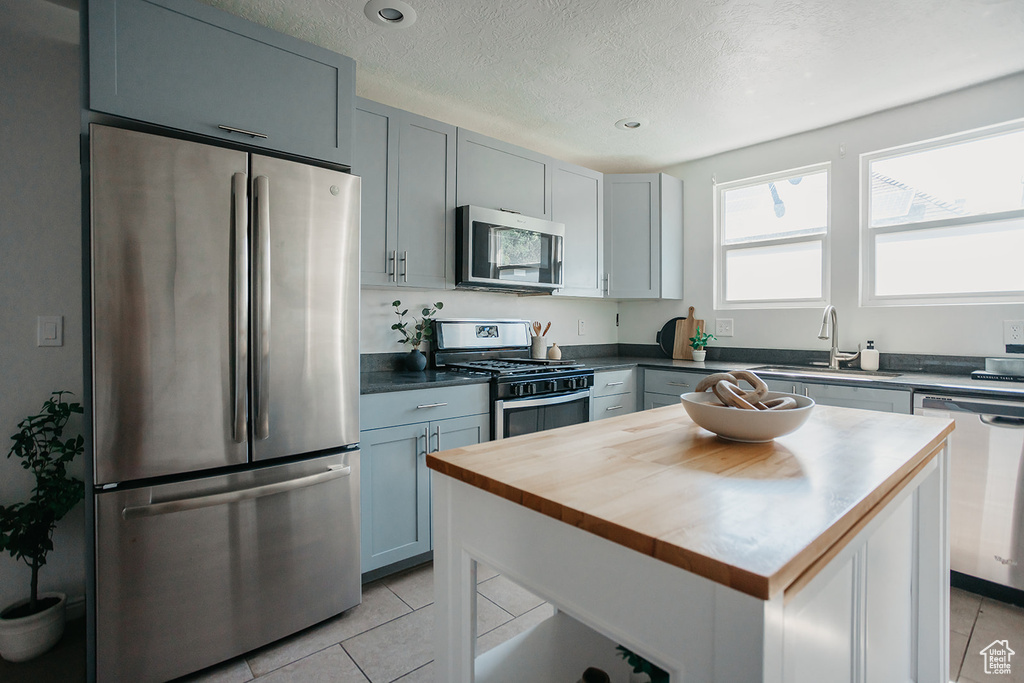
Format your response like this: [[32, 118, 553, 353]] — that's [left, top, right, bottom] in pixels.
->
[[496, 388, 592, 411]]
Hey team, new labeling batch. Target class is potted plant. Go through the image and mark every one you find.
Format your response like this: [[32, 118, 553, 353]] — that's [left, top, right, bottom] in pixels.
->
[[392, 300, 444, 371], [616, 645, 670, 683], [0, 391, 84, 662], [688, 326, 716, 362]]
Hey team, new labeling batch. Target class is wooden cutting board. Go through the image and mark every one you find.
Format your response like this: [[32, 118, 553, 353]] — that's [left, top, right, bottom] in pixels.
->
[[657, 307, 704, 360]]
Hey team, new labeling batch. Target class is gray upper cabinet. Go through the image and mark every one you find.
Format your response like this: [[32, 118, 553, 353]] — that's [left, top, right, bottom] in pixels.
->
[[552, 161, 604, 298], [88, 0, 355, 166], [604, 173, 683, 299], [355, 99, 456, 289], [456, 129, 551, 219]]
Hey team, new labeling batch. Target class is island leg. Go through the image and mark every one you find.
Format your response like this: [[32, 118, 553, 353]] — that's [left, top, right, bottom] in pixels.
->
[[434, 474, 477, 682]]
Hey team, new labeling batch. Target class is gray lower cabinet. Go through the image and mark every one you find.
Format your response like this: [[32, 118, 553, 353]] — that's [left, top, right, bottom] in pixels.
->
[[456, 128, 552, 219], [593, 368, 637, 419], [765, 379, 912, 414], [604, 173, 683, 299], [643, 369, 704, 409], [552, 161, 605, 298], [355, 99, 456, 288], [360, 385, 489, 573], [88, 0, 355, 166]]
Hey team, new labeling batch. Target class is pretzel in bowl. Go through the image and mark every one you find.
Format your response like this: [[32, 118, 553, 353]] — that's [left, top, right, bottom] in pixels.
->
[[695, 370, 769, 404], [694, 370, 795, 411]]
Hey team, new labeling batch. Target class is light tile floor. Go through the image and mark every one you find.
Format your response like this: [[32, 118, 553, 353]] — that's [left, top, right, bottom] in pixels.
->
[[5, 569, 1024, 681], [951, 587, 1024, 682], [178, 561, 554, 683]]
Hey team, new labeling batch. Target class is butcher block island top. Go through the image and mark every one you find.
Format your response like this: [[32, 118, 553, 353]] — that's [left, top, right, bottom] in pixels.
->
[[427, 402, 953, 600]]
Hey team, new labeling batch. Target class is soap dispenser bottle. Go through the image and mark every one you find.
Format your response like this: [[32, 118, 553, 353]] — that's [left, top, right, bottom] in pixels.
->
[[861, 340, 879, 372]]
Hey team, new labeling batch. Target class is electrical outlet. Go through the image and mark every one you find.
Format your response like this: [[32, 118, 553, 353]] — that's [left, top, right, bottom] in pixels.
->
[[1006, 320, 1024, 345], [715, 318, 734, 337], [578, 319, 586, 336]]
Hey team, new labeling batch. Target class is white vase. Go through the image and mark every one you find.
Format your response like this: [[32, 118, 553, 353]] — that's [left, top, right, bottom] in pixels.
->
[[691, 349, 707, 362], [0, 591, 67, 662]]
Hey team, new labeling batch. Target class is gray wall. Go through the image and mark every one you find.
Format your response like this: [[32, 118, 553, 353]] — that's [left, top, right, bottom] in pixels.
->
[[0, 0, 85, 612], [620, 72, 1024, 357]]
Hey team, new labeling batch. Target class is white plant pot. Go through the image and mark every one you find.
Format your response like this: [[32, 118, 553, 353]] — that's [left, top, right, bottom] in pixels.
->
[[0, 591, 66, 662], [691, 349, 707, 362]]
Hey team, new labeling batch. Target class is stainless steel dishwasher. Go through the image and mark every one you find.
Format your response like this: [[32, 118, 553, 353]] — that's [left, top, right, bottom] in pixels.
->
[[914, 392, 1024, 591]]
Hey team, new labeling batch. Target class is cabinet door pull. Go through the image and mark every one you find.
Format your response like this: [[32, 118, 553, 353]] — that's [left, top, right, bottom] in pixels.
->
[[218, 124, 268, 139], [416, 402, 448, 409], [606, 405, 623, 411], [605, 381, 624, 387], [400, 251, 408, 282], [434, 425, 441, 452], [422, 426, 429, 456], [666, 381, 689, 387], [388, 250, 397, 282], [803, 387, 809, 397]]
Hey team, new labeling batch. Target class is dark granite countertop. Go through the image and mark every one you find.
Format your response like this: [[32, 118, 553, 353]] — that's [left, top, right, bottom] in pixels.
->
[[360, 351, 1024, 400], [360, 370, 489, 395]]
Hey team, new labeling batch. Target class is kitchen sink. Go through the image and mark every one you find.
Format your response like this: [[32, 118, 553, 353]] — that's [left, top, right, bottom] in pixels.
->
[[750, 365, 902, 381]]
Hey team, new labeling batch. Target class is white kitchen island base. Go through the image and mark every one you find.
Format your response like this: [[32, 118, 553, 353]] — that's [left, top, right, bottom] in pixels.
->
[[433, 445, 949, 683]]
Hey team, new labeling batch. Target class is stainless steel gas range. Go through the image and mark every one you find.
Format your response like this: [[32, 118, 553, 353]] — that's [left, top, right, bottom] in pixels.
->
[[432, 319, 594, 439]]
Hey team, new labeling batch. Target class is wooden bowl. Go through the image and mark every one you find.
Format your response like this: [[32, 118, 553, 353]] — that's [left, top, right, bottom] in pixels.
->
[[679, 391, 815, 442]]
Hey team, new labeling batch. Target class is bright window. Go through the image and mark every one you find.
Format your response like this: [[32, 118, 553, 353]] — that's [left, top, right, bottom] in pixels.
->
[[716, 164, 830, 308], [862, 121, 1024, 304]]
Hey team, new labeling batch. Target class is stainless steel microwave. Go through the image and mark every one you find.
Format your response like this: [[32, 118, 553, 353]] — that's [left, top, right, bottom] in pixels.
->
[[455, 205, 564, 293]]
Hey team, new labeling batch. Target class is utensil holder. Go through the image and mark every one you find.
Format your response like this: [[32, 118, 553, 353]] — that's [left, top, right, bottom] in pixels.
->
[[531, 336, 547, 359]]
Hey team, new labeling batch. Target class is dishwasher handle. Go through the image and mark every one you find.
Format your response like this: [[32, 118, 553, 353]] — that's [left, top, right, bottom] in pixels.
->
[[121, 464, 351, 519], [980, 415, 1024, 428]]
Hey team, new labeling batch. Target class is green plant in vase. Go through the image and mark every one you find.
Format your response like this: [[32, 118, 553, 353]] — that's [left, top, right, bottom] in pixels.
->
[[0, 391, 84, 661], [688, 326, 716, 361], [392, 300, 444, 371], [616, 645, 670, 683]]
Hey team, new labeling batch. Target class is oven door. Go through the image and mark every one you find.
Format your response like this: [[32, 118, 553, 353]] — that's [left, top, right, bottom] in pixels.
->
[[494, 388, 593, 440]]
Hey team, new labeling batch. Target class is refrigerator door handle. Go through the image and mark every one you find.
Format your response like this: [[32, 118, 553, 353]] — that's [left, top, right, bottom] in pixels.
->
[[253, 175, 272, 440], [232, 172, 249, 443], [121, 464, 352, 519]]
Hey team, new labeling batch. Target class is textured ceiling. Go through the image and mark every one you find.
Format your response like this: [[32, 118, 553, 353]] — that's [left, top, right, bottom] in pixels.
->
[[199, 0, 1024, 172]]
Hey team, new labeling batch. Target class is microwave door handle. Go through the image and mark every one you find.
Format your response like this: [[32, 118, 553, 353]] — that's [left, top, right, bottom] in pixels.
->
[[232, 172, 249, 443], [253, 175, 271, 440]]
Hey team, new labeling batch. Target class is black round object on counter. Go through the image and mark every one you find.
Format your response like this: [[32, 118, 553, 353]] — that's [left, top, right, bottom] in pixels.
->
[[657, 317, 687, 358]]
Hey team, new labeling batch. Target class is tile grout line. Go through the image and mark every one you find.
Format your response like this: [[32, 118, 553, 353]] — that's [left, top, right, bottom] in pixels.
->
[[340, 640, 375, 683]]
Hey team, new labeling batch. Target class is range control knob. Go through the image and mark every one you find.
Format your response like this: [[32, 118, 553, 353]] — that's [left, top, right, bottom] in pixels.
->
[[510, 383, 525, 397], [523, 382, 536, 395]]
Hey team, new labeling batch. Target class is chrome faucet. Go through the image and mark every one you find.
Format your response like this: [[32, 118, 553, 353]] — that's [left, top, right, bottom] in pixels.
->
[[818, 305, 860, 370]]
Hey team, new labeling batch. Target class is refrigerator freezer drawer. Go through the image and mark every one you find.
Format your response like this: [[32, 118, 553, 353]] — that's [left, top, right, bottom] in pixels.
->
[[95, 451, 360, 683]]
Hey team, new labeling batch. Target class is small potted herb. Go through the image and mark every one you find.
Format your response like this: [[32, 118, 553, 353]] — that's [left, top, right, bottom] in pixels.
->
[[392, 300, 444, 371], [616, 645, 669, 683], [688, 326, 716, 362], [0, 391, 84, 662]]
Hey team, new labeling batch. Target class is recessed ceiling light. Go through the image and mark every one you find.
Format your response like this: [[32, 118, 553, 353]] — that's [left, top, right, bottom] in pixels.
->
[[364, 0, 417, 28], [615, 117, 649, 131]]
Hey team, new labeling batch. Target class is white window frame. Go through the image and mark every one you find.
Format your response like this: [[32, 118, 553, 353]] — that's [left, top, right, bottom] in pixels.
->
[[714, 162, 831, 310], [860, 119, 1024, 307]]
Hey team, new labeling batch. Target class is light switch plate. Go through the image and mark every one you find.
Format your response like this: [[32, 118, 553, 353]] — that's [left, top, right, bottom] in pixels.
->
[[37, 315, 63, 347]]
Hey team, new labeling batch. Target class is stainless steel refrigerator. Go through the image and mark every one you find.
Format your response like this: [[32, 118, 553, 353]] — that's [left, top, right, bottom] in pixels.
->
[[89, 124, 361, 682]]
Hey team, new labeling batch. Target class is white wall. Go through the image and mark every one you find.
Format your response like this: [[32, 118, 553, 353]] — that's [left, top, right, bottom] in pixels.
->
[[0, 0, 85, 611], [619, 72, 1024, 358], [360, 287, 619, 354]]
